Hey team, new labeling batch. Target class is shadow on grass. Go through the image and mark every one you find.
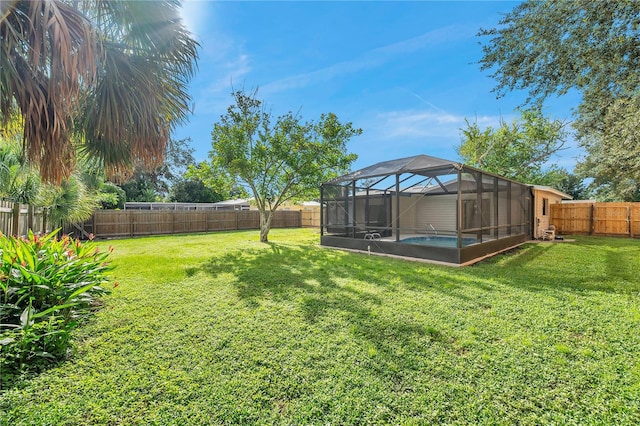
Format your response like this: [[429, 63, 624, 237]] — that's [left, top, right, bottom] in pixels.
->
[[199, 242, 455, 369], [198, 237, 640, 368], [465, 239, 640, 294], [201, 242, 385, 313]]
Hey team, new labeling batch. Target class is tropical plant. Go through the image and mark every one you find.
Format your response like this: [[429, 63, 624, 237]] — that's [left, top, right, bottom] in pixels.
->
[[208, 89, 360, 242], [37, 175, 98, 228], [0, 139, 40, 204], [0, 0, 198, 184], [0, 230, 113, 385]]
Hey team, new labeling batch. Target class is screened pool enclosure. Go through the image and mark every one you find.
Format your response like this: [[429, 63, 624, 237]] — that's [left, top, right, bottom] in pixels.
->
[[320, 155, 533, 264]]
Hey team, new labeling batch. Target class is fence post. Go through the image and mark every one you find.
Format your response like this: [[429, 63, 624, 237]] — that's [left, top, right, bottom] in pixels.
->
[[589, 204, 594, 235], [42, 208, 47, 234], [27, 204, 34, 232], [12, 202, 20, 236], [628, 206, 632, 237]]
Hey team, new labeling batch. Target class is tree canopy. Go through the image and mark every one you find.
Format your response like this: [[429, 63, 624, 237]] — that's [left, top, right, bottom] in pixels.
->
[[479, 0, 639, 120], [118, 137, 196, 202], [208, 90, 360, 242], [169, 179, 224, 203], [0, 0, 198, 183], [576, 96, 640, 201], [457, 109, 568, 185], [478, 0, 640, 199]]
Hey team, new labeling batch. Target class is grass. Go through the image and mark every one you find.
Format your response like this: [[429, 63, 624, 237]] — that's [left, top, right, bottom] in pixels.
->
[[1, 228, 639, 424]]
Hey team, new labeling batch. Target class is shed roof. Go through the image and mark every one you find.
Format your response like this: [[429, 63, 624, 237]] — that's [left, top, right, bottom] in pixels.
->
[[531, 185, 573, 200], [328, 154, 461, 183]]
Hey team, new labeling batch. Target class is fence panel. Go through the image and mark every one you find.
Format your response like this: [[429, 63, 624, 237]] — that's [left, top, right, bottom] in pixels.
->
[[551, 202, 640, 238], [0, 200, 14, 235], [593, 204, 629, 236], [271, 210, 301, 228], [550, 204, 592, 235], [87, 209, 302, 238], [207, 211, 237, 231], [0, 200, 47, 237], [301, 208, 320, 228], [632, 205, 640, 237], [92, 210, 131, 237], [236, 211, 260, 230], [1, 202, 305, 239]]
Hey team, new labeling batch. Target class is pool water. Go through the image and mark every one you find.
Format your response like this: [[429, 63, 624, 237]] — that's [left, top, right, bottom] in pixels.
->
[[400, 236, 476, 248]]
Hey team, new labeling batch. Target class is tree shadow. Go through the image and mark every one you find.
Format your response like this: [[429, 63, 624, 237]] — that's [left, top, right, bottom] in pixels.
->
[[197, 236, 640, 393], [460, 240, 640, 294], [199, 242, 458, 377]]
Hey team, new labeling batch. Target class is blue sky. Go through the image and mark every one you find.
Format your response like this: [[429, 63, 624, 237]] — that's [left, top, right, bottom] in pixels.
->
[[174, 1, 582, 173]]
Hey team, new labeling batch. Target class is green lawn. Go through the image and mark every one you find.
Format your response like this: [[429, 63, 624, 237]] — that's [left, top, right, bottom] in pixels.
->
[[2, 229, 639, 424]]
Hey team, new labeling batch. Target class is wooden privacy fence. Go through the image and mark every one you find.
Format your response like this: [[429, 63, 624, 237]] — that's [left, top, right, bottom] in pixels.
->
[[300, 207, 320, 228], [551, 202, 640, 238], [0, 200, 48, 237], [84, 209, 307, 239]]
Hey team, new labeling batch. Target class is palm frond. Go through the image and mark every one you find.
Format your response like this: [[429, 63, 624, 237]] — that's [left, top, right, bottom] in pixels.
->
[[0, 0, 98, 184], [1, 0, 198, 184]]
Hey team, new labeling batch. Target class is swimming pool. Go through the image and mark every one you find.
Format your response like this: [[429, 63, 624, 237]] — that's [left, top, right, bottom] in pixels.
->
[[400, 235, 476, 247]]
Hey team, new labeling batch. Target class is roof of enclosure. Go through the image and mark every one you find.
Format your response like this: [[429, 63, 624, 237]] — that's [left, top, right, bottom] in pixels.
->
[[329, 154, 462, 184]]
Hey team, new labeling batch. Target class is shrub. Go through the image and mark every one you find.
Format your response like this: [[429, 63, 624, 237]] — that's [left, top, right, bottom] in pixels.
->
[[0, 230, 113, 386]]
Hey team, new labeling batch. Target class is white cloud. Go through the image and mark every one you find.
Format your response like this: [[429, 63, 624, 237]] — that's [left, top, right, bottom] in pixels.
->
[[371, 109, 503, 140], [261, 25, 470, 95]]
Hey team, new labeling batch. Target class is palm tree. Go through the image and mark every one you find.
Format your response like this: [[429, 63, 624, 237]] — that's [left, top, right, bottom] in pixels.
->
[[0, 0, 198, 184]]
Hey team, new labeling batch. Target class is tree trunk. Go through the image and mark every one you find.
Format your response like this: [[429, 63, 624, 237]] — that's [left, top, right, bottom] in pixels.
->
[[259, 209, 274, 243]]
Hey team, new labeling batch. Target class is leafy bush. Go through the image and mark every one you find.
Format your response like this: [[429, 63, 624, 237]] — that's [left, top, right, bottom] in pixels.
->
[[0, 230, 113, 385]]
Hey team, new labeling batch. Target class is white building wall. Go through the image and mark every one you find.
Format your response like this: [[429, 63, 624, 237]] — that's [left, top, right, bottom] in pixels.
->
[[414, 194, 457, 233]]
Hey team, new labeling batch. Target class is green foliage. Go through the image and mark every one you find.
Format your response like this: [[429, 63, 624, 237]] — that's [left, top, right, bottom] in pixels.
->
[[95, 182, 126, 209], [119, 173, 160, 202], [553, 170, 591, 200], [1, 118, 123, 216], [0, 230, 113, 386], [457, 108, 569, 184], [119, 137, 197, 202], [37, 175, 98, 227], [577, 97, 640, 201], [479, 1, 639, 117], [185, 161, 247, 200], [478, 0, 640, 200], [209, 89, 360, 242], [2, 229, 639, 423], [0, 135, 40, 204], [169, 179, 224, 203]]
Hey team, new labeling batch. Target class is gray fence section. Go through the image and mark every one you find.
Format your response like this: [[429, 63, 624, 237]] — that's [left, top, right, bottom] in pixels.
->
[[1, 201, 316, 239], [0, 200, 48, 237], [84, 209, 303, 238]]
